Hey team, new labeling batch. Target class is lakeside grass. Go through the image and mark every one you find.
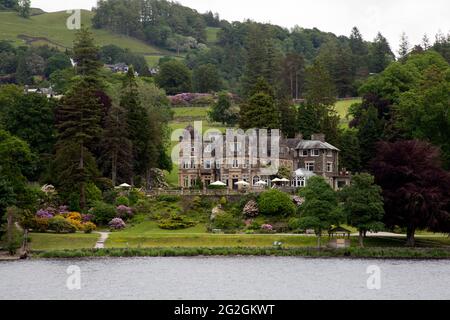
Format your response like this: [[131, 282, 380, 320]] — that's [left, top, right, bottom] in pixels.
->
[[33, 246, 450, 259], [29, 232, 98, 251]]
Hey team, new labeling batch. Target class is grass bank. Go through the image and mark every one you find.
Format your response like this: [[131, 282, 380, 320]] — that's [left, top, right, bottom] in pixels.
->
[[32, 246, 450, 259]]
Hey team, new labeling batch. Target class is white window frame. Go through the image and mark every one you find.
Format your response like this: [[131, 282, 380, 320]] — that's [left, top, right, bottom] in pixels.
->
[[326, 162, 333, 173], [204, 160, 212, 169], [306, 161, 315, 172], [232, 159, 239, 168], [311, 149, 320, 157], [300, 150, 309, 157]]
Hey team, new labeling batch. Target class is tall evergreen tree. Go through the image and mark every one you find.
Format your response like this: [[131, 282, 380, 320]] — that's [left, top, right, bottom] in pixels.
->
[[357, 106, 383, 170], [73, 27, 103, 80], [369, 32, 395, 73], [55, 78, 103, 208], [121, 68, 153, 185], [398, 32, 410, 61]]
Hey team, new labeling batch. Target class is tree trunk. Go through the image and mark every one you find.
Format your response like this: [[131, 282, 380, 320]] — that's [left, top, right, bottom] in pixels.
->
[[359, 230, 364, 248], [317, 234, 321, 249], [79, 145, 86, 210], [406, 225, 416, 247], [111, 150, 117, 187]]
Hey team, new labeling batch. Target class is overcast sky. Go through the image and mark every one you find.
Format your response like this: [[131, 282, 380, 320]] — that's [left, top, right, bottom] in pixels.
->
[[31, 0, 450, 51]]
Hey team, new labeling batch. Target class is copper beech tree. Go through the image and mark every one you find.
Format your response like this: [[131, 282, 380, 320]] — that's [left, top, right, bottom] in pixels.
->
[[372, 140, 450, 246]]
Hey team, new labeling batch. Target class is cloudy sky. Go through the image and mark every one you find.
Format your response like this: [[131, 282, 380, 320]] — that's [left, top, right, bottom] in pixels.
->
[[31, 0, 450, 50]]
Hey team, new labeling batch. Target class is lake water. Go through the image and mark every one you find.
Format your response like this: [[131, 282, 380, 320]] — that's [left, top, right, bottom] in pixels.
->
[[1, 257, 449, 300]]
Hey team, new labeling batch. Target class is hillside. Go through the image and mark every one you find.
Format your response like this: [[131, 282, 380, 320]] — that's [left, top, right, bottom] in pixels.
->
[[0, 10, 168, 58]]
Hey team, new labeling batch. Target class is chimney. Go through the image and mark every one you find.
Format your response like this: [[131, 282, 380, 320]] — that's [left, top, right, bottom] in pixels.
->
[[295, 133, 303, 140], [311, 133, 325, 142]]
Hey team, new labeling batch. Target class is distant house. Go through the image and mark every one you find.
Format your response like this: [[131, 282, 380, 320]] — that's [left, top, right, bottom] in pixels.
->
[[178, 126, 351, 191], [104, 63, 129, 73], [24, 86, 62, 99]]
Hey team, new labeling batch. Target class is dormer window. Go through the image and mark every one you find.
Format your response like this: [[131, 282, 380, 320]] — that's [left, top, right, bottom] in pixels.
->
[[312, 149, 320, 157], [300, 150, 308, 157]]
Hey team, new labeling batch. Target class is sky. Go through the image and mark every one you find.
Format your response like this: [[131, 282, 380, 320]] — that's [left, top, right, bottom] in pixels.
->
[[31, 0, 450, 51]]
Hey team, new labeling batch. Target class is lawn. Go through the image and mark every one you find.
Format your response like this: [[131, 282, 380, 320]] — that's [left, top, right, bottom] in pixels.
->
[[0, 10, 163, 55], [29, 232, 98, 251], [334, 98, 361, 127], [206, 27, 220, 44]]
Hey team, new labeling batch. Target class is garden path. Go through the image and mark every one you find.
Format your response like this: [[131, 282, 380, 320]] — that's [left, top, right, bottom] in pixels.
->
[[94, 232, 110, 249]]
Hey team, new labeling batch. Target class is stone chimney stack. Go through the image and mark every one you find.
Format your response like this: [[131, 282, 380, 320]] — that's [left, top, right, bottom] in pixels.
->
[[311, 133, 325, 142], [295, 133, 303, 140]]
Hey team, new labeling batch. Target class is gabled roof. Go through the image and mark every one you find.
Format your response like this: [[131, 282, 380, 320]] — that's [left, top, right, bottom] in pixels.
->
[[295, 140, 340, 151]]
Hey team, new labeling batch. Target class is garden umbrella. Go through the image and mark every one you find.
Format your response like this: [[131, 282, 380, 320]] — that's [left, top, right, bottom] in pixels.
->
[[235, 181, 250, 186], [119, 183, 132, 188], [271, 178, 282, 183], [255, 180, 268, 186], [210, 181, 226, 186]]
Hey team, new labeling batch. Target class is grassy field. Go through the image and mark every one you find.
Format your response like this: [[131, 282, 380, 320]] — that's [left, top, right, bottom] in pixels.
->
[[0, 10, 163, 55], [335, 98, 361, 127], [206, 27, 220, 44], [29, 232, 98, 251]]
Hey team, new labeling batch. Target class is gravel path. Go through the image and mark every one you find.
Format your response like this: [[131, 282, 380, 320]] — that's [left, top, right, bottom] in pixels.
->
[[94, 232, 110, 249]]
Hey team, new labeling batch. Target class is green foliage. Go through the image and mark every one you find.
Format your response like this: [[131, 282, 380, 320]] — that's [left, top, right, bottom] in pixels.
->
[[239, 91, 280, 130], [156, 60, 192, 95], [337, 128, 361, 172], [193, 63, 221, 93], [208, 91, 237, 126], [156, 195, 181, 203], [258, 190, 296, 216], [158, 214, 197, 230], [115, 196, 130, 207], [48, 216, 77, 234], [298, 176, 342, 240], [339, 173, 384, 245], [91, 201, 117, 225], [85, 183, 102, 207], [212, 212, 242, 231]]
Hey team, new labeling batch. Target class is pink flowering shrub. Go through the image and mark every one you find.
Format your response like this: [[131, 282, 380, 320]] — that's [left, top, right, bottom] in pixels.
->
[[108, 218, 126, 230], [36, 209, 54, 219], [292, 196, 305, 207], [116, 205, 134, 219], [261, 224, 273, 231]]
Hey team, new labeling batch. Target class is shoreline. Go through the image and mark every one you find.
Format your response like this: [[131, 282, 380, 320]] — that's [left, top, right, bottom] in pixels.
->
[[27, 246, 450, 260]]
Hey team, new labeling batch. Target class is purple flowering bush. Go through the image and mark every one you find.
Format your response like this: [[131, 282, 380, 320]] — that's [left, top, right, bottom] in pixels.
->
[[261, 224, 274, 231], [36, 209, 54, 219], [82, 214, 94, 222], [108, 218, 126, 230], [169, 93, 214, 106], [116, 205, 134, 219]]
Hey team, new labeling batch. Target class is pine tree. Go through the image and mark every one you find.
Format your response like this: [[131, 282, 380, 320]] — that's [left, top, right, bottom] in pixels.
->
[[305, 61, 336, 106], [239, 92, 280, 130], [369, 32, 395, 73], [55, 78, 103, 208], [121, 67, 153, 185], [73, 27, 103, 80], [101, 105, 133, 186], [398, 32, 410, 61], [357, 106, 383, 170]]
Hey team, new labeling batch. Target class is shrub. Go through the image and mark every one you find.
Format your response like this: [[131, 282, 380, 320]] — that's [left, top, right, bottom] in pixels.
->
[[32, 217, 49, 233], [35, 209, 53, 219], [212, 212, 242, 231], [116, 205, 134, 219], [115, 196, 130, 206], [83, 222, 97, 234], [258, 190, 296, 216], [158, 215, 197, 230], [67, 212, 82, 221], [82, 214, 94, 222], [108, 218, 126, 230], [219, 197, 227, 205], [128, 189, 144, 205], [261, 224, 273, 231], [48, 216, 77, 234], [133, 199, 153, 214], [156, 195, 181, 203], [86, 183, 103, 206], [91, 201, 117, 225], [242, 200, 259, 218], [288, 218, 301, 231], [66, 218, 84, 231]]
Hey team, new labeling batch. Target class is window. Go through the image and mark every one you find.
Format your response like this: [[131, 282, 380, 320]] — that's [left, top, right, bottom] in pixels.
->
[[306, 161, 315, 172], [232, 159, 239, 168], [292, 176, 306, 187], [252, 176, 261, 186], [183, 177, 189, 188], [300, 150, 308, 157], [327, 162, 333, 173], [215, 160, 221, 169], [190, 159, 196, 169], [204, 160, 211, 169], [182, 161, 190, 169], [243, 159, 250, 168], [312, 149, 320, 157], [204, 144, 212, 153]]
